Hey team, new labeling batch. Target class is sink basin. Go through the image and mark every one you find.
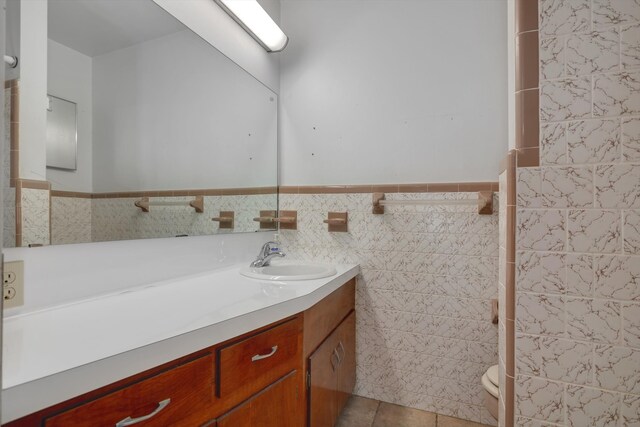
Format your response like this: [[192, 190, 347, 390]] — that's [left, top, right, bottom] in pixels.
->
[[240, 263, 337, 281]]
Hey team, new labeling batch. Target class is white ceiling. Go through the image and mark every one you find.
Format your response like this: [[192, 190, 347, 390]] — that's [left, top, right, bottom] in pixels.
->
[[48, 0, 186, 57]]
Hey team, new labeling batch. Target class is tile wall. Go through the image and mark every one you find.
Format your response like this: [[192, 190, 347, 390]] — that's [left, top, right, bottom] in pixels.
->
[[51, 194, 277, 244], [51, 196, 91, 244], [20, 186, 50, 246], [279, 191, 499, 425], [3, 84, 15, 247], [514, 1, 640, 425]]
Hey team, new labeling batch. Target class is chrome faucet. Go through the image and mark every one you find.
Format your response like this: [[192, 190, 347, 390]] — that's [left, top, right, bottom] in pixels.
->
[[250, 241, 285, 268]]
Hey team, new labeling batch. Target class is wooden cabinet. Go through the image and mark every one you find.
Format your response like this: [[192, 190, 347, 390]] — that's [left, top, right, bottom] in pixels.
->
[[217, 371, 299, 427], [45, 354, 215, 427], [308, 311, 355, 427], [6, 279, 356, 427], [217, 317, 302, 408]]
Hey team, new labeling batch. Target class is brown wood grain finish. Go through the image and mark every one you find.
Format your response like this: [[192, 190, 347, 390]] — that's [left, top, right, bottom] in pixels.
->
[[335, 311, 356, 411], [217, 317, 302, 408], [303, 279, 356, 357], [308, 311, 356, 427], [217, 371, 299, 427], [44, 354, 215, 427], [308, 324, 341, 427]]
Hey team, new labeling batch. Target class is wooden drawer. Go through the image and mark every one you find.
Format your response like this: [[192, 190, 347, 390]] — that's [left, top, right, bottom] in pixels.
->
[[45, 354, 215, 427], [216, 371, 299, 427], [217, 317, 302, 406]]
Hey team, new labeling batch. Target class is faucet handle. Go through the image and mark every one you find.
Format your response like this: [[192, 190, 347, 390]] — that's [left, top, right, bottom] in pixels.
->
[[260, 241, 281, 257]]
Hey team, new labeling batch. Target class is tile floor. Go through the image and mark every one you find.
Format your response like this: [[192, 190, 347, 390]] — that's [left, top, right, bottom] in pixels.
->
[[336, 396, 493, 427]]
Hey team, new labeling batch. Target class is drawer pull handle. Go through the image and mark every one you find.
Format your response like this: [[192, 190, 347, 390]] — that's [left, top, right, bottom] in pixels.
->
[[115, 398, 171, 426], [251, 345, 278, 362], [333, 348, 342, 365], [337, 341, 345, 361], [330, 351, 339, 372]]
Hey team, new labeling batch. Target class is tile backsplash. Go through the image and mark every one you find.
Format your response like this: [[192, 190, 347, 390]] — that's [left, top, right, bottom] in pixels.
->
[[515, 1, 640, 425], [279, 192, 499, 425], [49, 194, 276, 244]]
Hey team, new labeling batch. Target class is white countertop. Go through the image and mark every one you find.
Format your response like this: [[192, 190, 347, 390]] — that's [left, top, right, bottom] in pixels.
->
[[2, 262, 359, 423]]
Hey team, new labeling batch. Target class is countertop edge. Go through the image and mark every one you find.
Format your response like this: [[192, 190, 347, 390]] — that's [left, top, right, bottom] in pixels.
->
[[1, 265, 359, 423]]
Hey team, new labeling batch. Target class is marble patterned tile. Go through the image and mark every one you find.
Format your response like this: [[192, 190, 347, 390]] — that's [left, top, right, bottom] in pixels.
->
[[540, 37, 565, 81], [540, 77, 592, 122], [566, 29, 620, 76], [539, 337, 594, 384], [515, 375, 565, 423], [594, 345, 640, 394], [517, 251, 565, 294], [278, 192, 498, 425], [516, 293, 565, 336], [541, 166, 594, 208], [622, 303, 640, 348], [566, 297, 621, 343], [21, 188, 50, 246], [515, 334, 541, 376], [517, 210, 566, 251], [593, 0, 640, 27], [567, 209, 621, 253], [566, 119, 620, 164], [623, 210, 640, 254], [595, 255, 640, 301], [540, 0, 591, 37], [540, 122, 567, 165], [622, 117, 640, 161], [517, 168, 543, 208], [595, 164, 640, 209], [622, 394, 640, 426], [566, 385, 620, 427], [621, 23, 640, 69], [593, 71, 640, 117], [566, 254, 594, 297], [514, 418, 563, 427], [51, 197, 92, 245]]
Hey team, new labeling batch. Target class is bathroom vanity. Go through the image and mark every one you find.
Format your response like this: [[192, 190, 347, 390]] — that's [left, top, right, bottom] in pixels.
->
[[3, 265, 358, 426]]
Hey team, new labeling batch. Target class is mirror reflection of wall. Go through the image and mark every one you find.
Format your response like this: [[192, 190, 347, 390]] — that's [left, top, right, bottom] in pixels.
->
[[46, 95, 77, 171], [4, 0, 278, 248]]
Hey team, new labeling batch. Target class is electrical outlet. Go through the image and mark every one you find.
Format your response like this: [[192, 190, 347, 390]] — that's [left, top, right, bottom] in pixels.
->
[[3, 260, 24, 308]]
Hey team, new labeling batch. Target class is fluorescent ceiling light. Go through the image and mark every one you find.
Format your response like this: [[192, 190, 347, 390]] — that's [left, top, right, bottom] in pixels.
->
[[215, 0, 288, 52]]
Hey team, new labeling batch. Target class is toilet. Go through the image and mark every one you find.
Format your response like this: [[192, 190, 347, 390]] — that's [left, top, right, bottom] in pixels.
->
[[481, 364, 499, 420]]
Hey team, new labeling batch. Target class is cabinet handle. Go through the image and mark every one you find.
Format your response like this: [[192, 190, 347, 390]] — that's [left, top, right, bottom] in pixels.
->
[[251, 345, 278, 362], [115, 398, 171, 426], [330, 351, 338, 372], [337, 341, 345, 361], [333, 348, 342, 365]]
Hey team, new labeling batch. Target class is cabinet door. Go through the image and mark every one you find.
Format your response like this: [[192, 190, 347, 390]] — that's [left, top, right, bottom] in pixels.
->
[[217, 371, 299, 427], [308, 324, 340, 427], [335, 311, 356, 414]]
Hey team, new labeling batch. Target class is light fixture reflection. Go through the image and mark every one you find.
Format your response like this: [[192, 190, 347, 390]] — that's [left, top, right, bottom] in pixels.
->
[[215, 0, 288, 52]]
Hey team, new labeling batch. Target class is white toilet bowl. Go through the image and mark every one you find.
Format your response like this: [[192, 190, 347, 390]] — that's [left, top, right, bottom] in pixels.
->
[[481, 364, 499, 421]]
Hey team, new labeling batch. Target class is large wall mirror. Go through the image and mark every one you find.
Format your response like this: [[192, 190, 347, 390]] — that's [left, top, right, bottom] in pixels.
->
[[2, 0, 278, 248]]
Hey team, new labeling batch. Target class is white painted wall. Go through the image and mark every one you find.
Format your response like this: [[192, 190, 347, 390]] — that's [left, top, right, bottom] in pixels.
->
[[279, 0, 507, 185], [46, 39, 93, 192], [152, 0, 281, 93], [5, 0, 20, 82], [91, 29, 277, 192], [18, 0, 47, 181]]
